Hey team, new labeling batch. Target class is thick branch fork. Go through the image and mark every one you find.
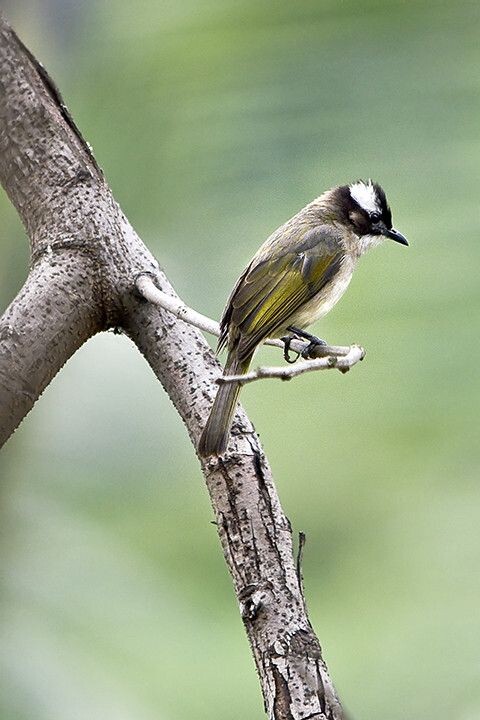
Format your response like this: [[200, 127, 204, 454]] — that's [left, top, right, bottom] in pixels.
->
[[136, 272, 365, 382], [0, 16, 345, 720]]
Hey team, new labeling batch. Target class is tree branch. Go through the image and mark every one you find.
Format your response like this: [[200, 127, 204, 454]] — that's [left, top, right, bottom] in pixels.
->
[[0, 18, 158, 442], [0, 15, 346, 719], [135, 272, 365, 375], [219, 345, 364, 384], [0, 256, 102, 444], [135, 272, 221, 338], [123, 285, 345, 719]]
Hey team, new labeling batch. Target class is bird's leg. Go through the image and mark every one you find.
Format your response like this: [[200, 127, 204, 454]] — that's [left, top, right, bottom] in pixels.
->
[[286, 326, 327, 359], [281, 335, 301, 364]]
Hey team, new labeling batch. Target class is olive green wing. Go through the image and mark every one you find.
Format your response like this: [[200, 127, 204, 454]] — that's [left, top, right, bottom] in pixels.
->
[[221, 225, 345, 361]]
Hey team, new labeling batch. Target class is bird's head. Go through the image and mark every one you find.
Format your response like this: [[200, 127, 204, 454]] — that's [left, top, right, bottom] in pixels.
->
[[330, 179, 408, 249]]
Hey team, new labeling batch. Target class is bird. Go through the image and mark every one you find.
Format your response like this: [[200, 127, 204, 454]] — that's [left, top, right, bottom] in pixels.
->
[[198, 179, 408, 458]]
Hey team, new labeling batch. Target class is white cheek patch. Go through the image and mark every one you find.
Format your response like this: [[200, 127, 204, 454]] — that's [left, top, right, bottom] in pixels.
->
[[358, 233, 385, 254], [349, 180, 380, 214]]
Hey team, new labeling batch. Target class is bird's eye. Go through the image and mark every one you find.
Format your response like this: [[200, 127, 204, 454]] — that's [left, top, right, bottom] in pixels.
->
[[370, 212, 381, 223]]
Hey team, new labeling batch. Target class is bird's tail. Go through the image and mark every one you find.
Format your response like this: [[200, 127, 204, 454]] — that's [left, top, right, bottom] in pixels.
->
[[198, 351, 252, 458]]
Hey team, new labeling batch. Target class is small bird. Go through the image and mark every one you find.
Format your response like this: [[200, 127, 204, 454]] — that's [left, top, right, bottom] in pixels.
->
[[198, 180, 408, 458]]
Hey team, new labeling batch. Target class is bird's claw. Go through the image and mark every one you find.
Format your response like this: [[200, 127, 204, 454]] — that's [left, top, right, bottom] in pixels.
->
[[285, 326, 327, 360], [300, 337, 327, 359], [281, 336, 301, 364]]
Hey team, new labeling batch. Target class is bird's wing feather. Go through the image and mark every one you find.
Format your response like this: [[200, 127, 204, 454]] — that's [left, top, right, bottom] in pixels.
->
[[221, 225, 345, 360]]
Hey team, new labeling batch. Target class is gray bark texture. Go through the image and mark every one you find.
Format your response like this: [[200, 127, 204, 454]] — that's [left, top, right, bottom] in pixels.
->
[[0, 16, 344, 720]]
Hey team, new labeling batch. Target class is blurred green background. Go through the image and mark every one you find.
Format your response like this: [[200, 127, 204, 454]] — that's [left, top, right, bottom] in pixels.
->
[[1, 1, 480, 718]]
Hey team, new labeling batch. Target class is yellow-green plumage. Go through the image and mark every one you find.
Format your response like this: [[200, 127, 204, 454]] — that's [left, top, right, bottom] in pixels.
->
[[198, 181, 406, 457], [198, 212, 350, 458]]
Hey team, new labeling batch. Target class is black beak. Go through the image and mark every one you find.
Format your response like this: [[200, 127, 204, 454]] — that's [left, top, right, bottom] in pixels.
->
[[385, 227, 408, 246]]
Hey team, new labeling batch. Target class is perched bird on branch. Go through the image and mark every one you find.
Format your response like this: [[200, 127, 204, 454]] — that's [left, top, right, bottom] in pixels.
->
[[198, 180, 408, 458]]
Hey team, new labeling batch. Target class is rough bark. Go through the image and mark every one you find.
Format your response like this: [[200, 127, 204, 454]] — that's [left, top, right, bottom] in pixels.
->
[[0, 16, 344, 720], [0, 258, 101, 444]]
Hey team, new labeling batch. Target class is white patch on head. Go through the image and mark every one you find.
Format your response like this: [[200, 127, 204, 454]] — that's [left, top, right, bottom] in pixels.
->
[[349, 179, 380, 214]]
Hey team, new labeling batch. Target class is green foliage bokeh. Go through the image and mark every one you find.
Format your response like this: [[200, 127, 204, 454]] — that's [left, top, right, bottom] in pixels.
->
[[1, 1, 480, 718]]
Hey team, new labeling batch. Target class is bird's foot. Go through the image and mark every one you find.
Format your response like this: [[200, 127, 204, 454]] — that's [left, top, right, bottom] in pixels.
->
[[286, 326, 327, 359], [301, 337, 327, 359], [281, 335, 301, 364]]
